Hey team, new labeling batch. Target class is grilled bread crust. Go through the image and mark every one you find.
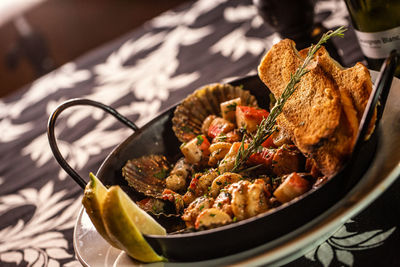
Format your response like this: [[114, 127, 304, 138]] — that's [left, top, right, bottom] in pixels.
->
[[258, 39, 374, 176]]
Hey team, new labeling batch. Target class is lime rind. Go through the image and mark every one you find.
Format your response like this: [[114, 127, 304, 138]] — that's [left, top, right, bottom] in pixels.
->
[[82, 173, 120, 248]]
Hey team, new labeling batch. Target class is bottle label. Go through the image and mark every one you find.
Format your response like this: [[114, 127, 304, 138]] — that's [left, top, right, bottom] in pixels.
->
[[355, 26, 400, 59]]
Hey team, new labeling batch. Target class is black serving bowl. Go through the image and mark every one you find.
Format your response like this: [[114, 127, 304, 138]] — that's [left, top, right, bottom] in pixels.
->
[[48, 52, 397, 261], [95, 75, 377, 261]]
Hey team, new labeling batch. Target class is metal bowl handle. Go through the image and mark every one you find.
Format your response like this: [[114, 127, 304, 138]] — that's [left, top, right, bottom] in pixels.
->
[[47, 98, 139, 189]]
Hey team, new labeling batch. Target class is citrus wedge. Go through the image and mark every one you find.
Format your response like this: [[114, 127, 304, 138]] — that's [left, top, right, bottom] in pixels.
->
[[102, 185, 167, 263], [82, 173, 120, 248]]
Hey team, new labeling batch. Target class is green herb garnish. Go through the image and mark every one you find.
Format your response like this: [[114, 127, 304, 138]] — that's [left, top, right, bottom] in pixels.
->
[[225, 102, 238, 112], [153, 168, 168, 179], [196, 135, 204, 145]]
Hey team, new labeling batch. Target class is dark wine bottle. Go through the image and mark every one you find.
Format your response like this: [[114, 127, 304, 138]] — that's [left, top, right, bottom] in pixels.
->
[[345, 0, 400, 76]]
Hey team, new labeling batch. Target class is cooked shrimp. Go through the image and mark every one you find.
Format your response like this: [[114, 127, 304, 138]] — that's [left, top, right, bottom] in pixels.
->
[[213, 187, 233, 216], [182, 196, 214, 228], [209, 172, 242, 198], [213, 129, 242, 143], [226, 179, 269, 221], [218, 142, 243, 173], [207, 117, 235, 139], [166, 158, 191, 191], [246, 179, 269, 217], [195, 208, 232, 229], [208, 142, 232, 166], [230, 181, 248, 221], [183, 170, 219, 205]]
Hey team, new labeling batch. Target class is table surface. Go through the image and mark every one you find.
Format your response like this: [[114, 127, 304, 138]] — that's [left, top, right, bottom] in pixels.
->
[[1, 0, 399, 266]]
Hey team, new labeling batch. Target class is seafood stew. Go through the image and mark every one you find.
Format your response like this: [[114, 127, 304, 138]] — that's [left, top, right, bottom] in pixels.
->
[[94, 74, 377, 261], [124, 82, 322, 230]]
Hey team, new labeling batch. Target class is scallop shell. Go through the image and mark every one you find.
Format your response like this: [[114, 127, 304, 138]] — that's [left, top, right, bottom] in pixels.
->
[[122, 154, 170, 198], [172, 83, 258, 142], [136, 196, 182, 219]]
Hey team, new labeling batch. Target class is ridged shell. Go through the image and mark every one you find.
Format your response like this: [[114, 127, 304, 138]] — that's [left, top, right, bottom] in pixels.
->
[[172, 83, 258, 142], [122, 155, 170, 198], [136, 196, 181, 219]]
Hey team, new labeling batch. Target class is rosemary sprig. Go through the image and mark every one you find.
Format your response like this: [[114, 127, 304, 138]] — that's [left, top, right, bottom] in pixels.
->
[[231, 26, 347, 173]]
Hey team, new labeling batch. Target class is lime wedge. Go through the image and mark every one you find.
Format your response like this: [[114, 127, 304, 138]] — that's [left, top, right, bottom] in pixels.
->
[[102, 185, 166, 262], [82, 173, 120, 248]]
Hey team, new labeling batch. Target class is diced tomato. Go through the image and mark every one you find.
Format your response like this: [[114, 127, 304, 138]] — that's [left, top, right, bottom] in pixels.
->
[[207, 118, 235, 139], [138, 198, 151, 206], [181, 135, 211, 164], [261, 134, 276, 148], [247, 147, 275, 167], [188, 173, 201, 192], [237, 106, 269, 121], [236, 106, 269, 132], [230, 142, 248, 154], [208, 123, 224, 139], [198, 135, 210, 155], [162, 189, 174, 201]]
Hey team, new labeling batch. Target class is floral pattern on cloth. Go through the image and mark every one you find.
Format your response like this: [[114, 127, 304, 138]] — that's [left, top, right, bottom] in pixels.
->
[[0, 0, 398, 266], [305, 221, 396, 267]]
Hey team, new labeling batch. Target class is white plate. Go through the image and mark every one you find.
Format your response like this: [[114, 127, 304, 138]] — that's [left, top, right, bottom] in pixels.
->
[[74, 71, 400, 266]]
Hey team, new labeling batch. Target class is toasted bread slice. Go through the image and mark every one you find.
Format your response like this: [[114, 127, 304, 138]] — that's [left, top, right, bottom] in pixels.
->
[[258, 39, 373, 176], [299, 47, 373, 122]]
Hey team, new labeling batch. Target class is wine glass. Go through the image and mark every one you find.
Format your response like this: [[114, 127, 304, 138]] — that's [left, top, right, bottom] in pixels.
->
[[253, 0, 343, 63], [253, 0, 316, 49]]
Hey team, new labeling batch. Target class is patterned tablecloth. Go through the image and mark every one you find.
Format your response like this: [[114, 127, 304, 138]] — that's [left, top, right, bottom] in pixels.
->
[[1, 0, 399, 266]]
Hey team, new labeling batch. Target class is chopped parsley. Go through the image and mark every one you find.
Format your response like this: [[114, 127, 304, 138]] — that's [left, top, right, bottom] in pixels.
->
[[196, 135, 204, 145], [153, 168, 168, 179], [225, 102, 238, 112]]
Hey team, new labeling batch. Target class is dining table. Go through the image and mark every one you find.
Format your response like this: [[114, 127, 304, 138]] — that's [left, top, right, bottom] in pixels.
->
[[1, 0, 399, 266]]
